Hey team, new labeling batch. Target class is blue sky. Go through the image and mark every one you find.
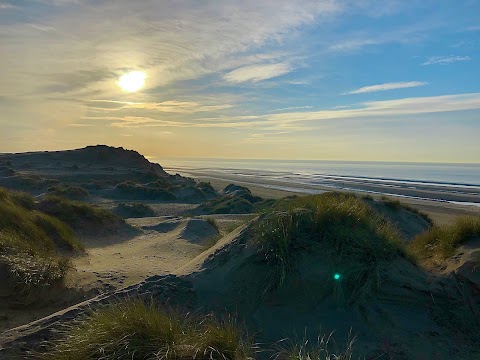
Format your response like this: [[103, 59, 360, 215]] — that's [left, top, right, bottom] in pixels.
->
[[0, 0, 479, 162]]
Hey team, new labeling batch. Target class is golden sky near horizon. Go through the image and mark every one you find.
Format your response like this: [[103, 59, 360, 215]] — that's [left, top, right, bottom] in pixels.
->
[[1, 1, 479, 162]]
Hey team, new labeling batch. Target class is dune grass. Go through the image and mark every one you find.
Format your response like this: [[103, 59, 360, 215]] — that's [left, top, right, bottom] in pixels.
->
[[47, 184, 90, 200], [274, 330, 356, 360], [42, 299, 253, 360], [206, 217, 220, 232], [39, 195, 119, 226], [0, 187, 82, 296], [407, 216, 480, 261], [379, 195, 433, 225], [114, 202, 156, 218], [253, 193, 401, 302]]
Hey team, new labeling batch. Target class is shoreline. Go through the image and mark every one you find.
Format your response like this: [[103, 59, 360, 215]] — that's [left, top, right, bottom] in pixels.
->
[[166, 167, 480, 225]]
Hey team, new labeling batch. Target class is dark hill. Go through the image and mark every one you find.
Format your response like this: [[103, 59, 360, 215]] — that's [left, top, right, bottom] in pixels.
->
[[0, 146, 217, 202]]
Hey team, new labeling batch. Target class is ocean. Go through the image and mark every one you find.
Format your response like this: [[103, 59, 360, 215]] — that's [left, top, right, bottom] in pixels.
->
[[156, 158, 480, 206]]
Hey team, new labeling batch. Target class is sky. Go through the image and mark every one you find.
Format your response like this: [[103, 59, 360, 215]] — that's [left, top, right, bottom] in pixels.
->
[[0, 0, 479, 163]]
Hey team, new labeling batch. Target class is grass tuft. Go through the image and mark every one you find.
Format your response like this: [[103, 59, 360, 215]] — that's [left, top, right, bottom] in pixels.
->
[[114, 202, 156, 218], [274, 330, 356, 360], [379, 195, 433, 225], [206, 217, 220, 232], [42, 299, 253, 360], [38, 195, 119, 227], [253, 193, 401, 302], [0, 187, 81, 296], [408, 216, 480, 261]]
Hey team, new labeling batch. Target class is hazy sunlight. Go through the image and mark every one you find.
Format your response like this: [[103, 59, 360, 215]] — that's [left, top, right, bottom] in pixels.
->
[[118, 71, 146, 92]]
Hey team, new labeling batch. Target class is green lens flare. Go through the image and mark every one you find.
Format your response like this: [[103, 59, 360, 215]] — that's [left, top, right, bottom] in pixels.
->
[[334, 273, 341, 280]]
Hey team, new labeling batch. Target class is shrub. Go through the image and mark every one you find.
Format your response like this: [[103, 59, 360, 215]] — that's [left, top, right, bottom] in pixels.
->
[[42, 299, 253, 360], [114, 202, 156, 218], [254, 193, 401, 302], [408, 216, 480, 261], [47, 185, 89, 200], [115, 181, 176, 201]]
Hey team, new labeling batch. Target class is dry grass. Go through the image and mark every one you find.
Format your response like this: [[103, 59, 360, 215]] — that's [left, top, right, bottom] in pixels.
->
[[274, 330, 356, 360], [253, 193, 402, 302], [407, 216, 480, 261], [379, 195, 433, 225], [0, 187, 82, 296], [41, 299, 254, 360], [39, 195, 118, 224]]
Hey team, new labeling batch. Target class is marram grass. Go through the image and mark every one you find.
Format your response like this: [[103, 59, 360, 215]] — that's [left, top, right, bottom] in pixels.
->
[[0, 187, 82, 295], [41, 299, 254, 360], [408, 216, 480, 261], [253, 192, 402, 302]]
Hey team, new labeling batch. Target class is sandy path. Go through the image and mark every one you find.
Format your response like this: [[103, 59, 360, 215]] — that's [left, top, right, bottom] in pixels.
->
[[69, 217, 207, 292]]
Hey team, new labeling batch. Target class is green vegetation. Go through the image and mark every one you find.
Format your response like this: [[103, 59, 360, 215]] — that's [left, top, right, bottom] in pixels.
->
[[206, 217, 220, 231], [197, 185, 273, 214], [379, 195, 433, 225], [38, 195, 119, 228], [115, 180, 176, 201], [114, 202, 156, 218], [47, 184, 89, 200], [408, 216, 480, 261], [0, 187, 82, 296], [253, 193, 401, 302], [43, 299, 253, 360]]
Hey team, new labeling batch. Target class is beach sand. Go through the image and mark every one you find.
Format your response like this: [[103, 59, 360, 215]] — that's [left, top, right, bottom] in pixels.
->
[[185, 172, 480, 225]]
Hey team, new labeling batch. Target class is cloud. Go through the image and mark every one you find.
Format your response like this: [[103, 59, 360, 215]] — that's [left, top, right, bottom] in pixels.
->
[[266, 93, 480, 123], [272, 106, 313, 112], [345, 81, 427, 94], [84, 99, 233, 113], [78, 93, 480, 131], [0, 0, 343, 98], [0, 2, 16, 10], [421, 56, 472, 66], [328, 38, 381, 52], [223, 63, 292, 83]]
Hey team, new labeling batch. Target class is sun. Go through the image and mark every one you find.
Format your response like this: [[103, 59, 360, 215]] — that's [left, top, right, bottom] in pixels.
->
[[118, 71, 146, 92]]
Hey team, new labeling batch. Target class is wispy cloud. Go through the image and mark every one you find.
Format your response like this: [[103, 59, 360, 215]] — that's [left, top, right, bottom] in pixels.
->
[[85, 99, 232, 113], [224, 63, 292, 83], [421, 55, 472, 65], [267, 93, 480, 123], [345, 81, 427, 95], [0, 2, 16, 10], [272, 105, 313, 112], [78, 93, 480, 130]]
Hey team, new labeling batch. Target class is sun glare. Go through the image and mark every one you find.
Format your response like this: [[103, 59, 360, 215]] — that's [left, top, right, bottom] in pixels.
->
[[118, 71, 146, 92]]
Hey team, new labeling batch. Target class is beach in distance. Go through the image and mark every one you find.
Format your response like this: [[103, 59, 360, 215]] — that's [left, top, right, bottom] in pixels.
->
[[162, 158, 480, 223]]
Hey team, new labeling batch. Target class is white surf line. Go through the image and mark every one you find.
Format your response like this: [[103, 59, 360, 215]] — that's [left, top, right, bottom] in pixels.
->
[[171, 170, 480, 209]]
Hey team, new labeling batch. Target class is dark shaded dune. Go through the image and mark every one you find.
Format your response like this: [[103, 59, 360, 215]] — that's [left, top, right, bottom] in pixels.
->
[[0, 146, 222, 203], [179, 194, 480, 359], [113, 203, 156, 218], [194, 183, 273, 214], [142, 219, 183, 233], [0, 145, 167, 176], [2, 193, 479, 359]]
